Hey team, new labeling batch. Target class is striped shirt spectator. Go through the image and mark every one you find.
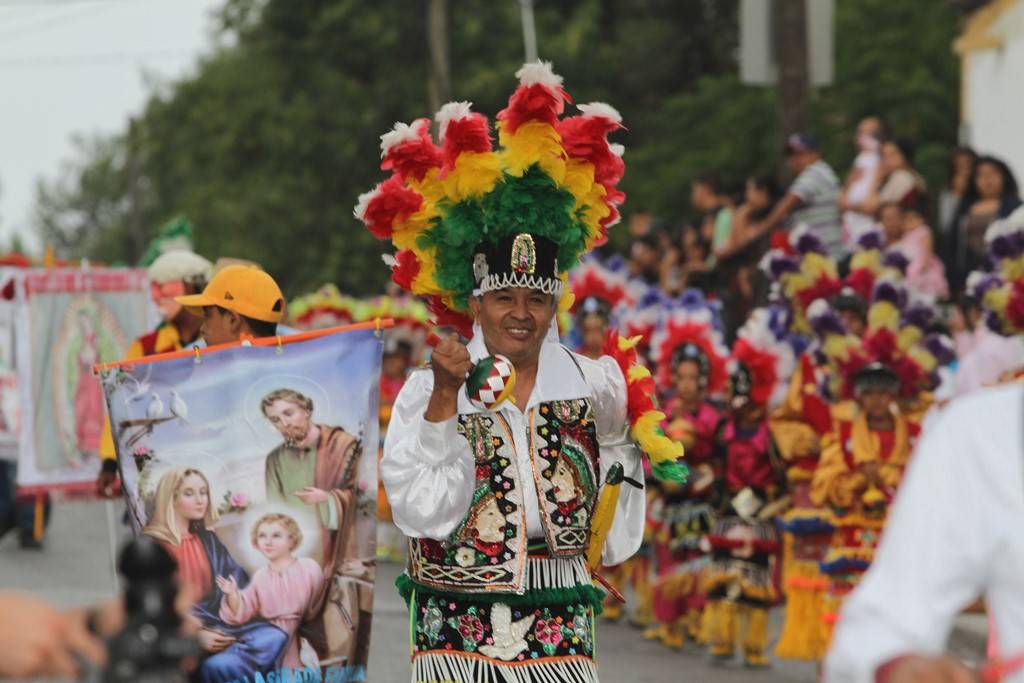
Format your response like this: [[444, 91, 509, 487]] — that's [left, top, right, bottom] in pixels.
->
[[789, 158, 844, 259]]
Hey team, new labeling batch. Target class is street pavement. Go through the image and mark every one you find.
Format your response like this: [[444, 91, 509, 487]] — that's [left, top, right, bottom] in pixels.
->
[[19, 498, 999, 682]]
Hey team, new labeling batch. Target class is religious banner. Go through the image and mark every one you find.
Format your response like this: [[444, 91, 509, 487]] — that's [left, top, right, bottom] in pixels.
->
[[16, 267, 151, 489], [99, 324, 383, 683], [0, 268, 22, 462]]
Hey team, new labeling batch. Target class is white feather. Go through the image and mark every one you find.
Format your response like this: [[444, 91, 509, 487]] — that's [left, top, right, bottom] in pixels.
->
[[790, 222, 811, 246], [434, 101, 474, 143], [807, 298, 831, 320], [577, 102, 622, 123], [514, 60, 563, 88], [609, 143, 625, 157], [379, 119, 429, 158], [353, 184, 380, 220]]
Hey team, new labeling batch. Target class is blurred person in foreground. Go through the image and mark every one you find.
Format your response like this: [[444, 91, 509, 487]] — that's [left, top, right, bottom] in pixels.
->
[[0, 593, 111, 679], [824, 206, 1024, 683]]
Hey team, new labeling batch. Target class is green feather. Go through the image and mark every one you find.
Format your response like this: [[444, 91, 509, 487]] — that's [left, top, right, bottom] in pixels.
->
[[421, 165, 590, 311], [652, 460, 690, 484]]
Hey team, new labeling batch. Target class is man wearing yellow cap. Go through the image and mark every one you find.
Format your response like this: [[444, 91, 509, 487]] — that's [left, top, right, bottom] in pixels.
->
[[175, 264, 286, 346]]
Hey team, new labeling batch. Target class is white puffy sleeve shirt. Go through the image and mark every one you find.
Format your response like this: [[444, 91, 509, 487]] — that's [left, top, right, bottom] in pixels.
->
[[381, 335, 646, 566], [825, 384, 1024, 683]]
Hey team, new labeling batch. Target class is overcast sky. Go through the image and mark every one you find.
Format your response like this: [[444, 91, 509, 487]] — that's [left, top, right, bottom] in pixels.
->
[[0, 0, 222, 253]]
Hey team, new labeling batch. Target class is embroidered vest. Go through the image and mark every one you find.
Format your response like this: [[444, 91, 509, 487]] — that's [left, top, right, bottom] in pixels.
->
[[407, 397, 601, 594]]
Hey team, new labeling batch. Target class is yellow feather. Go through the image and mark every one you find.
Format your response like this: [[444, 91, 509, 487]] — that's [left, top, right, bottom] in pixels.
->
[[897, 326, 922, 351], [442, 151, 502, 201], [558, 288, 575, 313], [850, 250, 881, 273], [1003, 255, 1024, 281], [562, 158, 597, 203], [587, 466, 623, 571], [619, 335, 642, 351], [868, 301, 899, 332], [498, 121, 567, 182], [634, 410, 684, 464], [628, 364, 652, 382]]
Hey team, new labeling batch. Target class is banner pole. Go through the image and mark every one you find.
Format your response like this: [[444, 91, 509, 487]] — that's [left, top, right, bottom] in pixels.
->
[[106, 499, 120, 595]]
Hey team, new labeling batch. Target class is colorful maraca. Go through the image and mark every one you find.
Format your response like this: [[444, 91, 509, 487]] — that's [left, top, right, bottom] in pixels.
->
[[425, 333, 517, 411]]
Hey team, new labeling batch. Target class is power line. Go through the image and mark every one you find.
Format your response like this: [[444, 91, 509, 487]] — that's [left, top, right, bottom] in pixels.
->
[[0, 4, 112, 43], [0, 0, 129, 6], [0, 49, 192, 68]]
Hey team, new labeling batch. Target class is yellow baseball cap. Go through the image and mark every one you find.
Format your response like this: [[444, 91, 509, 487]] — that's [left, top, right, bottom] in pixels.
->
[[175, 265, 285, 323]]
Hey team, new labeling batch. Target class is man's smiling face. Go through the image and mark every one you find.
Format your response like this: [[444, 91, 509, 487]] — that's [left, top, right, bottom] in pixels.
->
[[470, 287, 557, 366]]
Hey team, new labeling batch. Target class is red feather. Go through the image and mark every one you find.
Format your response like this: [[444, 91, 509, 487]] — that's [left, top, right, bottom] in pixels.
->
[[390, 249, 421, 291], [570, 271, 627, 313], [363, 177, 423, 239], [427, 296, 474, 339], [557, 114, 624, 187], [497, 83, 570, 135], [844, 268, 876, 303], [732, 338, 779, 407], [770, 231, 793, 254], [794, 273, 843, 311], [1007, 279, 1024, 331], [653, 321, 728, 395], [601, 330, 657, 423], [440, 112, 492, 177], [380, 119, 443, 182]]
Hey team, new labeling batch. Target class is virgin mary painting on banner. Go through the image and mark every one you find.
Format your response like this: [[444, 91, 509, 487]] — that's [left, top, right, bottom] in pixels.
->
[[100, 326, 381, 683]]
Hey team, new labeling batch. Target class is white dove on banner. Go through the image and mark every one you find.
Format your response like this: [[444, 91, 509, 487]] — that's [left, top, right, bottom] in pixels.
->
[[146, 393, 164, 421], [169, 390, 189, 424]]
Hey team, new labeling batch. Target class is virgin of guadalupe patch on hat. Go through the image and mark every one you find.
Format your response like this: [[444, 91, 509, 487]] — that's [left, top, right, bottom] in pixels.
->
[[510, 233, 537, 275]]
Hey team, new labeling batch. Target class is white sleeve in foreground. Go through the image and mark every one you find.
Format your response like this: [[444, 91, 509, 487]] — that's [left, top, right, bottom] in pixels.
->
[[380, 371, 475, 541], [824, 390, 1016, 683]]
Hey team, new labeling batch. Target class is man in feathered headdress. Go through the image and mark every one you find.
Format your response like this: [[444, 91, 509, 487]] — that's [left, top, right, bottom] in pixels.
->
[[361, 62, 685, 683]]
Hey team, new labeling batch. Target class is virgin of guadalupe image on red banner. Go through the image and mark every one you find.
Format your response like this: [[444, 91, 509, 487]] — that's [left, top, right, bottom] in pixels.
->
[[99, 325, 382, 683]]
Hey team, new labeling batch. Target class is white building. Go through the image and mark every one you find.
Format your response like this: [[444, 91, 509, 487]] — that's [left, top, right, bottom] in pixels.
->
[[956, 0, 1024, 178]]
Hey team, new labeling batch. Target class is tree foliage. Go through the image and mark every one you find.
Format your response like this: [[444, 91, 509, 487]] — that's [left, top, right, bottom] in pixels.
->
[[34, 0, 962, 298]]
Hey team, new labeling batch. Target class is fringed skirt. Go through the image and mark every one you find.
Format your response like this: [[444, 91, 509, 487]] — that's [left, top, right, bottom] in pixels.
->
[[398, 555, 604, 683]]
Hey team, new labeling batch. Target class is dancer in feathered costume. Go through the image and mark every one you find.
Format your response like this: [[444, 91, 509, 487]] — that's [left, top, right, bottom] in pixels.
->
[[639, 290, 729, 648], [591, 282, 667, 628], [362, 62, 686, 683], [568, 255, 632, 360], [703, 314, 789, 668], [810, 279, 937, 651], [968, 206, 1024, 384], [771, 299, 860, 661], [287, 284, 358, 330], [760, 225, 843, 335]]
